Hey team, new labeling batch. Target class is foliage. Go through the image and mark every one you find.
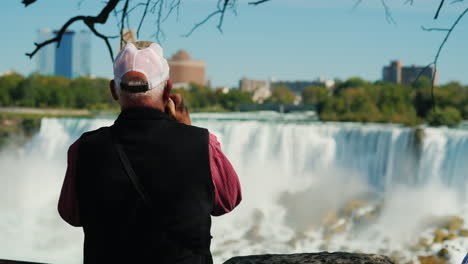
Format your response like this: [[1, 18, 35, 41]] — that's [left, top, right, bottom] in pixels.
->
[[427, 107, 463, 127], [173, 84, 252, 112], [316, 76, 467, 127], [2, 73, 467, 127], [302, 86, 328, 105], [266, 85, 296, 104], [218, 90, 253, 111], [0, 73, 117, 109]]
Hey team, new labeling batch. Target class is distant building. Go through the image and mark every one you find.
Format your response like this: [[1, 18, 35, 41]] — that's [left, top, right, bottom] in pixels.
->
[[54, 31, 75, 79], [120, 29, 136, 50], [314, 77, 336, 89], [73, 30, 92, 77], [383, 60, 438, 85], [240, 77, 269, 93], [239, 77, 271, 102], [168, 50, 206, 87], [36, 29, 56, 76], [36, 29, 91, 79], [240, 77, 335, 102]]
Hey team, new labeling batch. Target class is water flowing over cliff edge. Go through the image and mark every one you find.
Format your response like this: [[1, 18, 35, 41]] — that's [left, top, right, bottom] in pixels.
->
[[0, 112, 467, 264]]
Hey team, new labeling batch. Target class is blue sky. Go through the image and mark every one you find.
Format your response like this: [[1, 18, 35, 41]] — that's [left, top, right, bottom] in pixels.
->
[[1, 0, 468, 87]]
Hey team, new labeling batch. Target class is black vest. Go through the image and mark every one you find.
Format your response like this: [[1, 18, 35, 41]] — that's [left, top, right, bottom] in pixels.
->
[[76, 107, 214, 264]]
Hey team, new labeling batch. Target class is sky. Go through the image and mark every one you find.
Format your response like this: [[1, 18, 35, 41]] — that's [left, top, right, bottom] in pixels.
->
[[1, 0, 468, 87]]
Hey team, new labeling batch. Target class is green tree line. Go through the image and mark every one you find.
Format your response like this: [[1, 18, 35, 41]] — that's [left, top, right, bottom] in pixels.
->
[[1, 73, 466, 127], [302, 77, 468, 127], [0, 73, 255, 112], [0, 73, 116, 110]]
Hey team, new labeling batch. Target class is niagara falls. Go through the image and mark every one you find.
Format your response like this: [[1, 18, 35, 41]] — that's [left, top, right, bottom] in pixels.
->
[[0, 112, 466, 264]]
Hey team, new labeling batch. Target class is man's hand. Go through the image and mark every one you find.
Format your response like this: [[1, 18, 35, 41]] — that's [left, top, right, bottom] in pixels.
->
[[166, 94, 191, 126]]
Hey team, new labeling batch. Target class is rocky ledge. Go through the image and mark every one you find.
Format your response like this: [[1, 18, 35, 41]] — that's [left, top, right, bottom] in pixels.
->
[[224, 252, 395, 264]]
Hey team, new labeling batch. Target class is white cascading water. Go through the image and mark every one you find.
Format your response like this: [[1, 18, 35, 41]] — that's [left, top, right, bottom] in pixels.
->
[[0, 112, 467, 264]]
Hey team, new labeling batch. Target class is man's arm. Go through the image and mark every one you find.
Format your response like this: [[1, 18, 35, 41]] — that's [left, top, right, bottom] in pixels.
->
[[209, 133, 242, 216], [58, 139, 82, 227]]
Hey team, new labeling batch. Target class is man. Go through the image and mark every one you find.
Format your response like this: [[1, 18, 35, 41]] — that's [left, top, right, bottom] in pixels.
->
[[58, 41, 242, 264]]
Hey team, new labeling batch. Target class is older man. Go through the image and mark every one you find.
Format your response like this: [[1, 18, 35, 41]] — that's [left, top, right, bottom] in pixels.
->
[[58, 41, 242, 264]]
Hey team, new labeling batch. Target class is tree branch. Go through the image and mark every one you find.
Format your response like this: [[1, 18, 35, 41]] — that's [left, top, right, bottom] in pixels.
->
[[120, 0, 130, 48], [22, 0, 38, 7], [248, 0, 271, 6], [25, 0, 119, 62], [416, 7, 468, 109], [421, 26, 449, 32], [137, 0, 152, 39], [381, 0, 396, 24], [183, 0, 240, 37], [434, 0, 445, 19]]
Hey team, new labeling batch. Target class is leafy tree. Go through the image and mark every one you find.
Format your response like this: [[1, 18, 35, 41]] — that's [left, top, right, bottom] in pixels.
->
[[302, 86, 328, 105], [219, 90, 252, 111], [0, 73, 24, 106], [266, 86, 296, 104], [427, 107, 463, 127]]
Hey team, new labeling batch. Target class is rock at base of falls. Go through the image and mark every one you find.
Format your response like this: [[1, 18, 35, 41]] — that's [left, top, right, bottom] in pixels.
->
[[223, 252, 395, 264]]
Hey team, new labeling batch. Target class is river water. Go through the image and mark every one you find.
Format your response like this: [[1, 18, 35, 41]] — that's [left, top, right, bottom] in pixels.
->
[[0, 112, 467, 263]]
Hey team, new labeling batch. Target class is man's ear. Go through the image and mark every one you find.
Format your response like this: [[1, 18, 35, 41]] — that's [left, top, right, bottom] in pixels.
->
[[163, 79, 172, 103], [110, 80, 119, 101]]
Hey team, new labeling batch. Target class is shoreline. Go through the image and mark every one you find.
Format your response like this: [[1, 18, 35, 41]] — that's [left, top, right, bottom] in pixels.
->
[[0, 107, 93, 118]]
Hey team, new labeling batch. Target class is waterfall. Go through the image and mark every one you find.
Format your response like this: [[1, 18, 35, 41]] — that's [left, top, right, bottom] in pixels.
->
[[0, 113, 467, 264]]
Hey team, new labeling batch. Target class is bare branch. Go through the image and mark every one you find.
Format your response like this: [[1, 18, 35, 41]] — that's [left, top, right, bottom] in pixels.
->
[[432, 8, 468, 69], [217, 0, 230, 33], [183, 0, 236, 37], [84, 21, 117, 62], [26, 0, 119, 61], [22, 0, 37, 7], [162, 0, 181, 22], [153, 0, 165, 42], [137, 0, 152, 39], [381, 0, 396, 24], [434, 0, 445, 19], [353, 0, 363, 10], [120, 0, 130, 48], [249, 0, 271, 6], [421, 26, 450, 31], [416, 7, 468, 109], [182, 10, 222, 37]]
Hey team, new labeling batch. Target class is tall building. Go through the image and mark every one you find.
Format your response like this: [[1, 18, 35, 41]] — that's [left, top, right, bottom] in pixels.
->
[[239, 77, 272, 103], [36, 29, 55, 76], [168, 50, 206, 87], [383, 60, 438, 85], [73, 30, 92, 78], [36, 29, 91, 79], [54, 31, 75, 79]]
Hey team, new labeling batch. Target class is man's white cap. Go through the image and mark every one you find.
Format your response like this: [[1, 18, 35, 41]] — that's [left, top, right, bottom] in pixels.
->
[[113, 42, 170, 91]]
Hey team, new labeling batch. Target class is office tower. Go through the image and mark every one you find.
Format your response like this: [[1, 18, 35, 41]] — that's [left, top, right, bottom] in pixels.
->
[[54, 30, 75, 79], [36, 29, 55, 75], [36, 29, 92, 79], [73, 30, 92, 78]]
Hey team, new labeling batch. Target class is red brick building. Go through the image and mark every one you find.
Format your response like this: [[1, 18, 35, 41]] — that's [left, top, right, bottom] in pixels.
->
[[168, 50, 206, 87]]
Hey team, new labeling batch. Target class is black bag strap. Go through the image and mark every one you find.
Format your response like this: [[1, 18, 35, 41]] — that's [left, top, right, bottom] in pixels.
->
[[108, 128, 152, 209]]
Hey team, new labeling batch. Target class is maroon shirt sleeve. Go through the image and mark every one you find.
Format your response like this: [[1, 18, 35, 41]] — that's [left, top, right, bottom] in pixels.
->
[[209, 133, 242, 216], [58, 139, 82, 227]]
